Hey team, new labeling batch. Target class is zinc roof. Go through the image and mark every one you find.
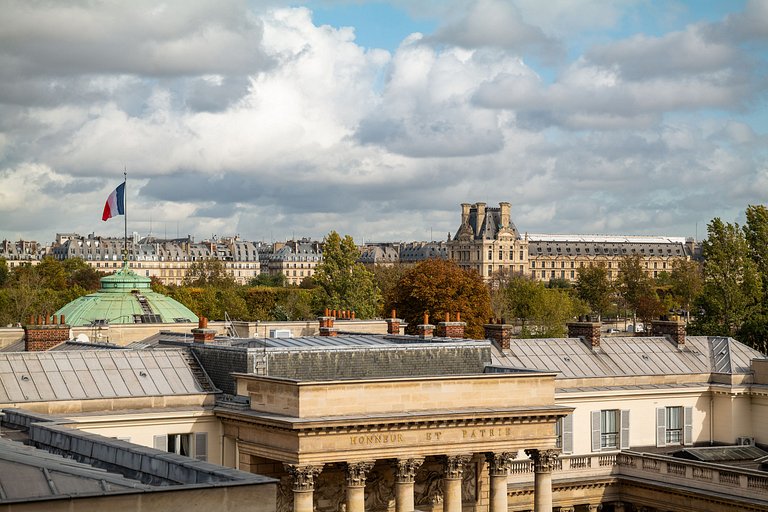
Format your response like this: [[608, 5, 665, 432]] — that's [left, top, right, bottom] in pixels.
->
[[490, 336, 763, 378], [0, 349, 209, 403], [0, 438, 149, 502]]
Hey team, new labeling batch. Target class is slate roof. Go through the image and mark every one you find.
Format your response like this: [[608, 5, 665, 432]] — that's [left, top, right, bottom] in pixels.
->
[[490, 335, 763, 378], [0, 349, 211, 403]]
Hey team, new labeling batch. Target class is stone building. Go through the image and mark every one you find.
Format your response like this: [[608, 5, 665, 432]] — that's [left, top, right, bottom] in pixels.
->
[[50, 233, 260, 285], [0, 239, 45, 269], [266, 239, 323, 285], [448, 202, 530, 279], [448, 202, 695, 283]]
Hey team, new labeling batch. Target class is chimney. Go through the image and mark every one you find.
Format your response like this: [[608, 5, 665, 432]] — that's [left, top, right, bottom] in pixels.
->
[[417, 313, 434, 339], [474, 202, 486, 235], [461, 203, 471, 226], [192, 316, 217, 343], [651, 318, 686, 347], [319, 313, 337, 337], [484, 321, 514, 350], [567, 320, 601, 348], [24, 314, 71, 351], [437, 312, 466, 338], [499, 202, 511, 229], [386, 309, 402, 335]]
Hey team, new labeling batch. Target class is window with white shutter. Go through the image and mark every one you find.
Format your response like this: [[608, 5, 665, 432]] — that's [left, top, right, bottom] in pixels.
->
[[684, 406, 693, 445], [562, 414, 574, 455], [620, 409, 630, 449], [195, 432, 208, 461]]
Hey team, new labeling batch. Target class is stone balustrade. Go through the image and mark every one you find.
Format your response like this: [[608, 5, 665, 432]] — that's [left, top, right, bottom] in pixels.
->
[[508, 451, 768, 509]]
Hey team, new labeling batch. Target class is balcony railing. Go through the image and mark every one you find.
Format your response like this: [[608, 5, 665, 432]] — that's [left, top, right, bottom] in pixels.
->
[[508, 451, 768, 503]]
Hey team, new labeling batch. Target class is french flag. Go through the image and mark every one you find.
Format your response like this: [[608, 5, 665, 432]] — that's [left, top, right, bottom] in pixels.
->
[[102, 182, 125, 221]]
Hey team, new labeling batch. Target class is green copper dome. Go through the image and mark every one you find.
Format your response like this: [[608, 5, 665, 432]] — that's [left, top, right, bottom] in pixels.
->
[[56, 264, 198, 326]]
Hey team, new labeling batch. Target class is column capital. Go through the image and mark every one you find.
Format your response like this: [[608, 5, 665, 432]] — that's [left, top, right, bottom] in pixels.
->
[[443, 454, 472, 479], [283, 463, 323, 491], [345, 460, 374, 487], [524, 448, 560, 473], [586, 505, 602, 512], [558, 507, 575, 512], [485, 452, 517, 477], [395, 457, 425, 483]]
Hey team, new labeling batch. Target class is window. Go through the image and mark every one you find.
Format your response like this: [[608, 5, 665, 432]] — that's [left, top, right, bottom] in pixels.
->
[[592, 409, 629, 451], [556, 414, 573, 454], [657, 406, 692, 447], [154, 432, 208, 461]]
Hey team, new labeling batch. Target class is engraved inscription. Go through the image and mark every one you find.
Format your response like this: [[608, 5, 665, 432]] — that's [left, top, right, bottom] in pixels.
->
[[462, 427, 513, 439], [350, 433, 404, 446]]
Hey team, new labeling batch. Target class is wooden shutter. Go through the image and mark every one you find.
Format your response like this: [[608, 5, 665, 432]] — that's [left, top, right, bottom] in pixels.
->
[[562, 414, 574, 455], [656, 408, 667, 447], [195, 432, 208, 461], [620, 410, 630, 449], [684, 406, 693, 445], [591, 411, 601, 452], [153, 434, 168, 452]]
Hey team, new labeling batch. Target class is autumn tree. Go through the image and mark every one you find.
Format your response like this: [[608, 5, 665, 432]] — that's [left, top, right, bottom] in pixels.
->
[[575, 263, 613, 319], [386, 259, 491, 339], [312, 231, 381, 319], [691, 218, 762, 338]]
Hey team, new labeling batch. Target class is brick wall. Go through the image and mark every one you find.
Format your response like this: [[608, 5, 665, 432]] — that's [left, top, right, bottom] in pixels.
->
[[651, 320, 686, 345], [567, 322, 601, 347], [24, 323, 70, 351]]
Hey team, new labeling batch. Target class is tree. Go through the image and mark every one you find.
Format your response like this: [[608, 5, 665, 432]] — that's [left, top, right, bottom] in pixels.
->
[[691, 218, 762, 337], [668, 259, 703, 321], [386, 259, 491, 339], [250, 273, 287, 287], [183, 259, 236, 287], [312, 231, 381, 319], [741, 204, 768, 352], [617, 255, 654, 326], [497, 274, 586, 338], [0, 258, 8, 287], [575, 263, 613, 319], [62, 258, 103, 291], [373, 263, 413, 316]]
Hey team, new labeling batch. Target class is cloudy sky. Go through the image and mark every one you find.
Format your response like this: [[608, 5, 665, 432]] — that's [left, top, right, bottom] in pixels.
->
[[1, 0, 766, 244]]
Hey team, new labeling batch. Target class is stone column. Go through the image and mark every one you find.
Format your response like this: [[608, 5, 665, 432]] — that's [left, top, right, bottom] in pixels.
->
[[485, 452, 515, 512], [524, 449, 559, 512], [345, 461, 374, 512], [284, 464, 323, 512], [443, 455, 471, 512], [395, 457, 424, 512]]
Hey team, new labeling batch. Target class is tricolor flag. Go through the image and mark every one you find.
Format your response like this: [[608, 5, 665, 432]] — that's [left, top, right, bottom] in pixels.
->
[[102, 182, 126, 221]]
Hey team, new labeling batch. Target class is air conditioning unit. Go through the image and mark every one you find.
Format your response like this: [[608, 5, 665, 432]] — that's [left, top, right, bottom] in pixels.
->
[[736, 436, 755, 446], [269, 329, 293, 338]]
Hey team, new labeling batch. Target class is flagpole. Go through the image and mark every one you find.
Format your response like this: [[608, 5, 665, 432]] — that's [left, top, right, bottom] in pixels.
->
[[123, 169, 128, 266]]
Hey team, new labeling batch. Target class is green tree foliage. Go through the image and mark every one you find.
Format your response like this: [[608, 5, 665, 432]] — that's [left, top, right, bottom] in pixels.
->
[[373, 263, 413, 316], [617, 255, 655, 325], [575, 263, 613, 318], [182, 258, 236, 287], [667, 259, 703, 321], [250, 273, 287, 287], [386, 259, 492, 339], [497, 274, 586, 338], [312, 231, 381, 319], [739, 205, 768, 352], [0, 258, 8, 287], [0, 258, 96, 325], [691, 218, 762, 338]]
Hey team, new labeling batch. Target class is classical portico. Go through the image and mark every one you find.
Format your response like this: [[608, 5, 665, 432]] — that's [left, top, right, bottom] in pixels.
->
[[218, 370, 570, 512]]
